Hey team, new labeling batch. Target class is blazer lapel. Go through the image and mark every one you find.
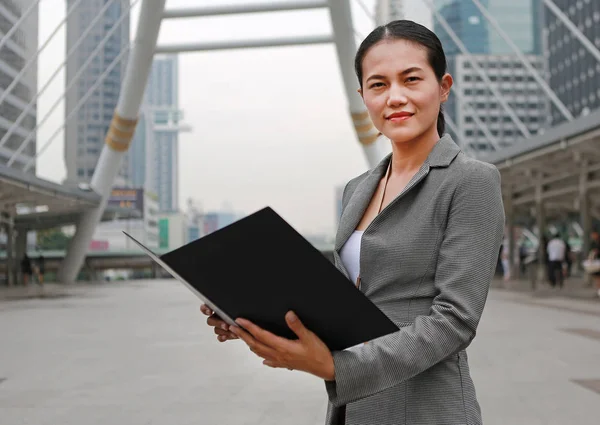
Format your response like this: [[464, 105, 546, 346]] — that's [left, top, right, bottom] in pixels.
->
[[335, 154, 391, 251], [334, 134, 461, 252]]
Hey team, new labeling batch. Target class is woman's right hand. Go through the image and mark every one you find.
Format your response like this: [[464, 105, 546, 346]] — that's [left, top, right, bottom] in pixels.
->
[[200, 304, 239, 342]]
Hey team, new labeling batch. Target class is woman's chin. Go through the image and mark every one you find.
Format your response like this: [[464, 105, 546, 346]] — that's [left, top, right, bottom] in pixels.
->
[[385, 129, 420, 145]]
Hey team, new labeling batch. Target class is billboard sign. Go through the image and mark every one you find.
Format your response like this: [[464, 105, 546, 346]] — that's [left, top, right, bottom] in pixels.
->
[[108, 187, 145, 217]]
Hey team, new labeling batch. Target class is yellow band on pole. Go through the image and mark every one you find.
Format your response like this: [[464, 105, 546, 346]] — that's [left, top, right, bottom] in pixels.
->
[[105, 112, 138, 152], [354, 121, 374, 133], [358, 132, 381, 146], [351, 110, 370, 122]]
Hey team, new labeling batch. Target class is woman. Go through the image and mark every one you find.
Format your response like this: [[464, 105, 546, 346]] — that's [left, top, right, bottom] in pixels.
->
[[201, 20, 505, 425]]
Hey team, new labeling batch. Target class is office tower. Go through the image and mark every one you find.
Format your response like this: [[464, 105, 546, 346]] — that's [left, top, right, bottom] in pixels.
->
[[0, 0, 38, 173], [433, 0, 547, 154], [375, 0, 404, 25], [125, 55, 189, 212], [64, 0, 130, 184], [543, 0, 600, 125]]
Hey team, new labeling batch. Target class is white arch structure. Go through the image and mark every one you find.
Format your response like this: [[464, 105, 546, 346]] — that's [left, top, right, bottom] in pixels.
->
[[57, 0, 389, 282]]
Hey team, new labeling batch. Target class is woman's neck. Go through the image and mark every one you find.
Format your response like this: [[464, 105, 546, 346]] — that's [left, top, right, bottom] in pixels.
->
[[389, 127, 440, 176]]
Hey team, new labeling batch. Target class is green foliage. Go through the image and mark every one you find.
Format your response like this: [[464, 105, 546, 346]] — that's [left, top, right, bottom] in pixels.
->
[[36, 228, 72, 250]]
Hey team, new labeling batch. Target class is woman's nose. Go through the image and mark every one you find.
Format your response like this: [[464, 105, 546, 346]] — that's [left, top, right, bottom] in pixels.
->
[[387, 84, 408, 107]]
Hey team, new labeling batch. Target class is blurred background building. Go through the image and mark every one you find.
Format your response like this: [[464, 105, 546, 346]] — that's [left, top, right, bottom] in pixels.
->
[[64, 0, 130, 185], [0, 0, 38, 173]]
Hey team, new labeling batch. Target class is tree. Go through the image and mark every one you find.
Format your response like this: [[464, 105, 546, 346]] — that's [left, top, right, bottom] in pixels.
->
[[36, 228, 72, 250]]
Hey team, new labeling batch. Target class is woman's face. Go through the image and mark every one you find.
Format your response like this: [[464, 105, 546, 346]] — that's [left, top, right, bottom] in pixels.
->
[[359, 39, 452, 144]]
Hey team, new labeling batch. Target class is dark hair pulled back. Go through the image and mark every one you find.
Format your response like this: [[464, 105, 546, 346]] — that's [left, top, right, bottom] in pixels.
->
[[354, 20, 448, 137]]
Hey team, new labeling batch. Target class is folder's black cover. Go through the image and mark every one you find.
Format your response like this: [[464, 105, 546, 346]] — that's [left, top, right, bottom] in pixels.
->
[[159, 207, 399, 352]]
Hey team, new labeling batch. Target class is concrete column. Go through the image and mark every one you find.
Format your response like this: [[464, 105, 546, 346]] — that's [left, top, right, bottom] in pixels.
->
[[14, 228, 27, 286], [579, 160, 591, 258], [328, 0, 391, 167], [535, 179, 546, 285]]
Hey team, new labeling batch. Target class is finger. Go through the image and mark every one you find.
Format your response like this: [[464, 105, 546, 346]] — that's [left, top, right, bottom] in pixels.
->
[[263, 359, 288, 369], [207, 316, 229, 331], [285, 311, 310, 341], [235, 318, 295, 351], [217, 334, 237, 342], [214, 327, 238, 338], [200, 305, 213, 316], [230, 324, 279, 359]]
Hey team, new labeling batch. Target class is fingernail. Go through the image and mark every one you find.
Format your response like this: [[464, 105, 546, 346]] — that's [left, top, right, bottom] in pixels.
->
[[221, 324, 228, 330], [288, 311, 297, 322]]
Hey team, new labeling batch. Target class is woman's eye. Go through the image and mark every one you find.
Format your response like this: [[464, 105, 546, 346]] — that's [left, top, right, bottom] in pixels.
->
[[369, 82, 385, 89], [406, 76, 420, 83]]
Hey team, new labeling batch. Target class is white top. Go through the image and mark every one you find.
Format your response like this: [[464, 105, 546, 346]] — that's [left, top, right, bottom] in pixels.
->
[[547, 238, 566, 261], [340, 230, 363, 285]]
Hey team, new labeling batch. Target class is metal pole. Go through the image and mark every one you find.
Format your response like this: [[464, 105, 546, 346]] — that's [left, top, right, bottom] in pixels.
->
[[423, 0, 531, 139], [156, 35, 333, 54], [470, 0, 573, 121], [162, 0, 328, 18], [58, 0, 167, 283], [328, 0, 390, 167], [543, 0, 600, 64]]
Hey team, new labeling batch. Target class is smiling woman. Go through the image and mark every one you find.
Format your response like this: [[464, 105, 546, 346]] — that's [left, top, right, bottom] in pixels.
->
[[201, 20, 505, 425]]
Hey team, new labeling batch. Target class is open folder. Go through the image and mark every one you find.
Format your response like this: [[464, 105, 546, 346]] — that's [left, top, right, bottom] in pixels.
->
[[124, 207, 398, 352]]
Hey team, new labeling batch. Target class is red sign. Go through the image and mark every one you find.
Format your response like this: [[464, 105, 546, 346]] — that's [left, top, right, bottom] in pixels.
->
[[89, 240, 109, 251]]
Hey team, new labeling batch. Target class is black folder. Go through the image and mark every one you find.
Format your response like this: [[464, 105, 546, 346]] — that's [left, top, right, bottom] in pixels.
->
[[124, 207, 398, 351]]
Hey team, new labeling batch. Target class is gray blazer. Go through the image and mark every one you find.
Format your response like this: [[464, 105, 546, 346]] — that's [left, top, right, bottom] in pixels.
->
[[324, 134, 505, 425]]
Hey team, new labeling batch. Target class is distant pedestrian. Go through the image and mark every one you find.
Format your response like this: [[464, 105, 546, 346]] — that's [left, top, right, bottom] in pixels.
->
[[36, 254, 45, 285], [547, 233, 566, 288], [20, 254, 32, 286]]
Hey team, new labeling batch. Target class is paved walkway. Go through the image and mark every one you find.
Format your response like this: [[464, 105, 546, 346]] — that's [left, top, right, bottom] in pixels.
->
[[1, 279, 599, 424]]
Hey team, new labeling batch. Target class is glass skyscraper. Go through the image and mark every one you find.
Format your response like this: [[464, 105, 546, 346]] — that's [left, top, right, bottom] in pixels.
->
[[126, 55, 189, 213], [544, 0, 600, 124], [64, 0, 130, 184], [0, 0, 38, 173], [433, 0, 547, 154], [434, 0, 541, 55]]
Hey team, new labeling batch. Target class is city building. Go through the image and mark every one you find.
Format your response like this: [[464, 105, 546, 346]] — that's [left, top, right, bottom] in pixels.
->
[[202, 212, 237, 236], [91, 187, 159, 251], [451, 55, 548, 152], [158, 211, 187, 250], [125, 55, 190, 212], [64, 0, 130, 184], [433, 0, 547, 154], [375, 0, 404, 25], [434, 0, 542, 56], [543, 0, 600, 125], [0, 0, 38, 172]]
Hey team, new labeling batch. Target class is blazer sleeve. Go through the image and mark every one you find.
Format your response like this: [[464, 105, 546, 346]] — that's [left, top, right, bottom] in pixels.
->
[[325, 162, 505, 407]]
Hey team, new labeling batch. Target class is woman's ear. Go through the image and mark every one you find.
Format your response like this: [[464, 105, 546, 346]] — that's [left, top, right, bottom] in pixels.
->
[[440, 73, 453, 103], [357, 87, 363, 99]]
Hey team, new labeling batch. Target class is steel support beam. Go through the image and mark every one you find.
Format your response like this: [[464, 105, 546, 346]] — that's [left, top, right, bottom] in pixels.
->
[[328, 0, 390, 167], [162, 0, 328, 19], [156, 35, 333, 54], [59, 0, 167, 283]]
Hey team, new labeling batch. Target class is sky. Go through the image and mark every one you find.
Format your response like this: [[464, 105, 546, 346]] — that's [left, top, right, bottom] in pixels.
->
[[35, 0, 432, 237]]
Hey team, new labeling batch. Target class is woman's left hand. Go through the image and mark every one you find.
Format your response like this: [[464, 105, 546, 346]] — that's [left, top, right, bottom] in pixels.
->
[[230, 311, 335, 381]]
